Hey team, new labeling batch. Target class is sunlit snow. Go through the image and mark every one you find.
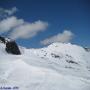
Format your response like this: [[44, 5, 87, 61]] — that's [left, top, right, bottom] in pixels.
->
[[0, 42, 90, 90]]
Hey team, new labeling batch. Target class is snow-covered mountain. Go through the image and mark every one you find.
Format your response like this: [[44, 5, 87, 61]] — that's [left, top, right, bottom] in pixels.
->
[[0, 42, 90, 90]]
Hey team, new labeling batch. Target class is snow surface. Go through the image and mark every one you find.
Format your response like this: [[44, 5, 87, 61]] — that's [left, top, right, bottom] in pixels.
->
[[0, 42, 90, 90]]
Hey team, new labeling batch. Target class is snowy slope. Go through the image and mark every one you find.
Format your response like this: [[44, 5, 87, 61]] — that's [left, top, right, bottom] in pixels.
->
[[0, 42, 90, 90]]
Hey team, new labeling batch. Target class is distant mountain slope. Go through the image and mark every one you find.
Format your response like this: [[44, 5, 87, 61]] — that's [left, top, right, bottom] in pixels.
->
[[0, 42, 90, 90]]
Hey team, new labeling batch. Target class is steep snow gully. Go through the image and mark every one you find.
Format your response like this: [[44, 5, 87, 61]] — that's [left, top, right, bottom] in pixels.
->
[[0, 42, 90, 90]]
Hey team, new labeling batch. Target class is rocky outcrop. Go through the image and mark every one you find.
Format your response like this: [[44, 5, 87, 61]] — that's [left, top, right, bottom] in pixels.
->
[[0, 36, 21, 55]]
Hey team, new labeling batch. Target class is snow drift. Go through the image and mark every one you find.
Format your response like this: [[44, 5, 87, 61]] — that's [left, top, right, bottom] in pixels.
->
[[0, 42, 90, 90]]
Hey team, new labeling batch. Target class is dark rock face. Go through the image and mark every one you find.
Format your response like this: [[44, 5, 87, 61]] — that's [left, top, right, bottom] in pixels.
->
[[84, 47, 90, 52], [66, 60, 78, 64], [0, 36, 6, 44], [5, 41, 21, 55], [0, 36, 21, 55], [51, 53, 61, 58]]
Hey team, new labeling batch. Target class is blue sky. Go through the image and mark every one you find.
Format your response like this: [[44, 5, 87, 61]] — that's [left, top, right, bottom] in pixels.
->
[[0, 0, 90, 48]]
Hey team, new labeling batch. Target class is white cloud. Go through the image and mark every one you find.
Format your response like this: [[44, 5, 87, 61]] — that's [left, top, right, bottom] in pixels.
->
[[5, 7, 18, 15], [0, 16, 48, 39], [41, 30, 74, 45], [0, 7, 18, 16], [10, 20, 48, 39], [0, 16, 24, 33]]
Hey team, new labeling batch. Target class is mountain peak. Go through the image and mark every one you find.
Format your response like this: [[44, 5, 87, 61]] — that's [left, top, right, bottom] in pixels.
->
[[0, 42, 90, 90]]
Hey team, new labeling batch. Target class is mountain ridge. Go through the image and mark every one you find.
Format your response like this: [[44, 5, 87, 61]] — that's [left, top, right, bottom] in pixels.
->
[[0, 42, 90, 90]]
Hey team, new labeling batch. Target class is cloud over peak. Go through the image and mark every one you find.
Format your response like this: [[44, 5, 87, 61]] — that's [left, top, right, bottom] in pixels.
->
[[41, 30, 74, 45], [0, 7, 74, 45]]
